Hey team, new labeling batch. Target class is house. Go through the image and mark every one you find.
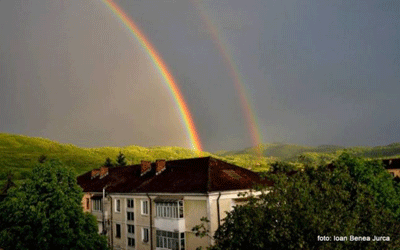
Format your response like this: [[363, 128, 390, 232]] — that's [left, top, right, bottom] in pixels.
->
[[382, 158, 400, 178], [77, 157, 272, 250]]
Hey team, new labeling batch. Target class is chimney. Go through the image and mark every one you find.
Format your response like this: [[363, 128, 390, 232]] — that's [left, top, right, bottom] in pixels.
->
[[99, 166, 109, 179], [91, 169, 100, 179], [141, 160, 151, 176], [155, 159, 166, 175]]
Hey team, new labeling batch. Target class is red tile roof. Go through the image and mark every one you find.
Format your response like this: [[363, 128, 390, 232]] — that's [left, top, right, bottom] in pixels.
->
[[77, 157, 272, 194]]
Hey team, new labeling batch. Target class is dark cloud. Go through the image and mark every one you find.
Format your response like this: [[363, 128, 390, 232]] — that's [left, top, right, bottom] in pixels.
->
[[1, 0, 399, 152]]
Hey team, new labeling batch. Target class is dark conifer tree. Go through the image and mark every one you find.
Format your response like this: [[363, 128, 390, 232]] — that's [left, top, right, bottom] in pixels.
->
[[104, 157, 114, 167], [116, 152, 127, 167]]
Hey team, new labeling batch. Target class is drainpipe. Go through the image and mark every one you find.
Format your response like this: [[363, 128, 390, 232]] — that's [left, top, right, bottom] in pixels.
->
[[146, 193, 153, 250], [110, 195, 113, 249], [102, 187, 106, 235], [217, 192, 221, 227]]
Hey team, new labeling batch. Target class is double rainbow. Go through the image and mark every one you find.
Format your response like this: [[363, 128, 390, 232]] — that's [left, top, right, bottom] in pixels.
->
[[192, 1, 264, 157], [101, 0, 202, 153]]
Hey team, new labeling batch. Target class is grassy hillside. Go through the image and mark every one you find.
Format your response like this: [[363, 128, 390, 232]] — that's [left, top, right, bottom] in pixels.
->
[[2, 133, 400, 187], [221, 143, 344, 159], [218, 142, 400, 164], [0, 133, 213, 184]]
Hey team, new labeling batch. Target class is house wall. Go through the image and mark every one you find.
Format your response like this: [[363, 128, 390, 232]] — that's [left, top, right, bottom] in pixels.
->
[[109, 196, 152, 250], [89, 192, 255, 250], [112, 197, 126, 249], [135, 196, 152, 250], [135, 225, 151, 250], [208, 196, 232, 239], [184, 199, 209, 250], [387, 169, 400, 177], [82, 193, 91, 212]]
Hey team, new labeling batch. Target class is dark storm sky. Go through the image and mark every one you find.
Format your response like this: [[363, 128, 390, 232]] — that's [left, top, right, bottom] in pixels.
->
[[0, 0, 399, 152]]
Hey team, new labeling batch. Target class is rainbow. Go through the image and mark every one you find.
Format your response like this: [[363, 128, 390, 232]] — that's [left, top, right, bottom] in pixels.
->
[[100, 0, 203, 153], [191, 1, 264, 156]]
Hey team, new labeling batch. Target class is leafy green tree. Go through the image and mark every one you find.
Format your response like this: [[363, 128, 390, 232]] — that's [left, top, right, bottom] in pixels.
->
[[104, 157, 114, 167], [116, 151, 127, 167], [210, 154, 400, 250], [0, 160, 108, 250], [1, 170, 15, 195], [336, 153, 400, 216], [269, 161, 298, 173], [38, 154, 47, 163]]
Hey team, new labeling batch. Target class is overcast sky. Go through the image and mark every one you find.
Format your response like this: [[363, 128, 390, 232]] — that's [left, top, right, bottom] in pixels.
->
[[1, 0, 399, 152]]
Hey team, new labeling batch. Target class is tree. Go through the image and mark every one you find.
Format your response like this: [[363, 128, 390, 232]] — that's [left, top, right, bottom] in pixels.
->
[[104, 157, 114, 167], [1, 170, 15, 195], [0, 160, 108, 250], [209, 153, 400, 250], [116, 151, 127, 167], [38, 154, 47, 163], [337, 153, 400, 217]]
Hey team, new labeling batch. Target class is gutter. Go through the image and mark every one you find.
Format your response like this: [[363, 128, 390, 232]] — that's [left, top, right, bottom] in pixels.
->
[[102, 187, 106, 235], [110, 194, 113, 249], [217, 192, 221, 227], [146, 193, 153, 250]]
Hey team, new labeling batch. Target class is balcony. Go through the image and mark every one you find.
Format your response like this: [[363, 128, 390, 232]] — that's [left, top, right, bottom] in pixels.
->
[[154, 217, 185, 232]]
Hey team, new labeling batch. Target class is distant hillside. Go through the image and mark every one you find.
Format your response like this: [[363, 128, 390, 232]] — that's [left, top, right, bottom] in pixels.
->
[[2, 133, 400, 187], [0, 133, 212, 184], [218, 143, 343, 159], [218, 142, 400, 161]]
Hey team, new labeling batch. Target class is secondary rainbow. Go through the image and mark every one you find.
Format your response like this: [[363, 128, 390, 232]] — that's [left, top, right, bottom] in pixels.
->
[[192, 1, 264, 156], [100, 0, 203, 152]]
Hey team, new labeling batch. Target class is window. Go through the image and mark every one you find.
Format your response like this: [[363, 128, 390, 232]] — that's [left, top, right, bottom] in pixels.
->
[[156, 230, 183, 250], [86, 198, 90, 209], [142, 228, 149, 243], [128, 237, 135, 247], [156, 201, 184, 218], [127, 198, 134, 209], [92, 199, 102, 211], [127, 212, 134, 221], [180, 232, 185, 250], [127, 224, 135, 234], [179, 200, 184, 218], [116, 224, 121, 238], [115, 199, 121, 212], [141, 200, 149, 215]]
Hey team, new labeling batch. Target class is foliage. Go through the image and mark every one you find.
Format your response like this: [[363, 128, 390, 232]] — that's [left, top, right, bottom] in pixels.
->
[[3, 133, 400, 184], [0, 133, 213, 183], [336, 153, 400, 217], [103, 157, 113, 167], [38, 154, 47, 163], [220, 142, 400, 163], [115, 151, 127, 167], [269, 161, 298, 173], [210, 153, 400, 250], [222, 143, 343, 159], [1, 170, 15, 195], [192, 217, 210, 238], [0, 160, 108, 250]]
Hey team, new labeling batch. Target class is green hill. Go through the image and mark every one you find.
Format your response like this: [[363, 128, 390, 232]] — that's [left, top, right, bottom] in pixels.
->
[[0, 133, 213, 185], [218, 142, 400, 162], [2, 133, 400, 187], [221, 143, 343, 159]]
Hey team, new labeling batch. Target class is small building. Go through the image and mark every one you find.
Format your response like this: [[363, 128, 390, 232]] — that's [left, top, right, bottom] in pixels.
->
[[77, 157, 271, 250], [382, 158, 400, 178]]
